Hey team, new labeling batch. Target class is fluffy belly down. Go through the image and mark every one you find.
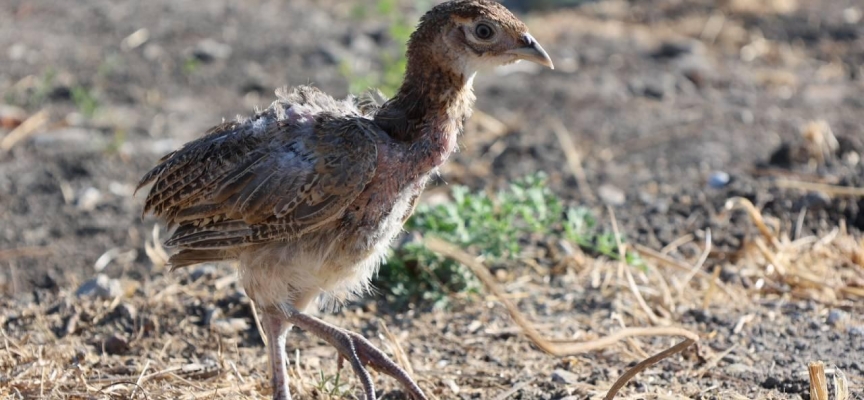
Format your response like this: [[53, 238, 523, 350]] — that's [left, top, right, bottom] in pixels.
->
[[238, 183, 418, 311]]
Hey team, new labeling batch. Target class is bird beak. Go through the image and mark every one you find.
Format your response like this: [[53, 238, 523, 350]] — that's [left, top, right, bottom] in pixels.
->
[[507, 33, 554, 69]]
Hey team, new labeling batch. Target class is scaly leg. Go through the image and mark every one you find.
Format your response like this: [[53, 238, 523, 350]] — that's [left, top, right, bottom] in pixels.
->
[[261, 309, 293, 400], [286, 310, 427, 400]]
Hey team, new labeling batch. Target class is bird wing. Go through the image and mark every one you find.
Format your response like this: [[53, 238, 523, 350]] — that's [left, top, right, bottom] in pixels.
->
[[137, 113, 379, 250]]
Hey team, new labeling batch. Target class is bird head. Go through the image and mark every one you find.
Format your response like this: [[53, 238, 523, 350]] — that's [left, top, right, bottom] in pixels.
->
[[407, 0, 554, 77]]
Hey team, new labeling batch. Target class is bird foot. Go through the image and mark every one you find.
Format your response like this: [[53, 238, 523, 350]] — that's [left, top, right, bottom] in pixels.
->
[[339, 329, 427, 400], [288, 312, 427, 400]]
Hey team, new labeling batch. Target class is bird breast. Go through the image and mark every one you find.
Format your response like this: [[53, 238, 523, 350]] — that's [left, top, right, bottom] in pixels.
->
[[239, 145, 426, 311]]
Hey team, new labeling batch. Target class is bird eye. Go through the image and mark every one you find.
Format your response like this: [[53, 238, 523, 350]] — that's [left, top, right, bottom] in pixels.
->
[[474, 23, 494, 40]]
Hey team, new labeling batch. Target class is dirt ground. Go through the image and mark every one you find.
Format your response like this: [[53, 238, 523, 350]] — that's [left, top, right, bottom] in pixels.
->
[[1, 0, 863, 399]]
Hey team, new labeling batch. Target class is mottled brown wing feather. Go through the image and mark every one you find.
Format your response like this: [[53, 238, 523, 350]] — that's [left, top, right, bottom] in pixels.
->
[[136, 121, 262, 221], [139, 113, 378, 251]]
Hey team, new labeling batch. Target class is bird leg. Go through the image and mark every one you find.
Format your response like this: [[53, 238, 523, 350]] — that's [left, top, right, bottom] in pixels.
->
[[286, 310, 428, 400], [261, 309, 293, 400]]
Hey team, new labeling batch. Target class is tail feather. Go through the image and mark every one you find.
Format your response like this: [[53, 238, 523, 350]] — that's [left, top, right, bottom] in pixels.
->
[[168, 249, 227, 270]]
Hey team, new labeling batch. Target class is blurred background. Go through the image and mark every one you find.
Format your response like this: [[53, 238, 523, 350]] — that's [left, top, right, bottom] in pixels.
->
[[1, 0, 862, 399]]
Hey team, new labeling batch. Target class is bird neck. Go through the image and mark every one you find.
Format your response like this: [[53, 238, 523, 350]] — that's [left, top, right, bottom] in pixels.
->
[[375, 54, 477, 173]]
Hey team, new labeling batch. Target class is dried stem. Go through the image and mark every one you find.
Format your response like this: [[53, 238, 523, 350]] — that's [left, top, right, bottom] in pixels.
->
[[424, 237, 699, 399]]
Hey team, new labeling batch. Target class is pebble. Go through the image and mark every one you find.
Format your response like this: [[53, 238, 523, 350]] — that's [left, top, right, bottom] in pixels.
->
[[652, 41, 695, 59], [643, 83, 666, 99], [76, 274, 123, 299], [76, 187, 102, 211], [102, 334, 130, 355], [800, 191, 831, 210], [0, 104, 26, 129], [6, 43, 27, 60], [597, 184, 626, 206], [121, 28, 149, 50], [844, 7, 862, 24], [193, 39, 232, 62], [652, 199, 670, 214], [115, 303, 137, 321], [551, 369, 580, 385], [708, 171, 730, 188], [143, 43, 165, 61], [349, 33, 378, 56], [203, 306, 222, 326], [212, 318, 250, 335], [848, 325, 864, 337], [725, 363, 755, 374], [317, 42, 347, 65], [687, 308, 711, 324], [737, 109, 755, 124], [108, 181, 135, 197], [827, 309, 846, 327], [190, 264, 218, 281], [467, 320, 483, 334]]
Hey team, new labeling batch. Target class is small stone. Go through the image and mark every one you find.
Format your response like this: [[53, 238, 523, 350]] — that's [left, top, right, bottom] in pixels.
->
[[597, 184, 625, 206], [349, 34, 377, 56], [0, 105, 27, 129], [726, 363, 755, 374], [844, 151, 860, 167], [203, 306, 222, 326], [108, 181, 135, 197], [651, 199, 670, 214], [844, 7, 862, 24], [651, 41, 694, 59], [190, 264, 217, 281], [76, 274, 123, 299], [761, 376, 782, 389], [443, 379, 460, 394], [467, 320, 483, 334], [316, 42, 347, 65], [102, 334, 130, 355], [115, 303, 137, 321], [76, 187, 102, 211], [212, 318, 250, 335], [848, 325, 864, 337], [143, 43, 165, 61], [643, 83, 665, 99], [7, 43, 27, 60], [737, 110, 755, 124], [687, 308, 711, 324], [551, 369, 580, 385], [121, 28, 149, 51], [708, 171, 730, 188], [827, 309, 846, 327], [193, 39, 232, 62], [800, 191, 831, 210]]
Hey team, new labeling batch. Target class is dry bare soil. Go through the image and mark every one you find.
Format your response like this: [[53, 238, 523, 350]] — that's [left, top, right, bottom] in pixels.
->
[[1, 0, 863, 399]]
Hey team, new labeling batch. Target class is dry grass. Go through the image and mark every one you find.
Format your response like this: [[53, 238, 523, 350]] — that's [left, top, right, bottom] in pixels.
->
[[1, 199, 862, 399]]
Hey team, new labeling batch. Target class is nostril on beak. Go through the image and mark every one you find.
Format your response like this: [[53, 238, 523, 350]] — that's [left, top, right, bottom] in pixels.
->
[[509, 33, 554, 69]]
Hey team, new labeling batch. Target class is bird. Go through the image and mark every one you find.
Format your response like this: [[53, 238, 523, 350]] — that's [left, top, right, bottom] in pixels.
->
[[136, 1, 552, 399]]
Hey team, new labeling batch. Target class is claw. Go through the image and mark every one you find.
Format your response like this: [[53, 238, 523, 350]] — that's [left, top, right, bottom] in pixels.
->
[[287, 312, 428, 400]]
